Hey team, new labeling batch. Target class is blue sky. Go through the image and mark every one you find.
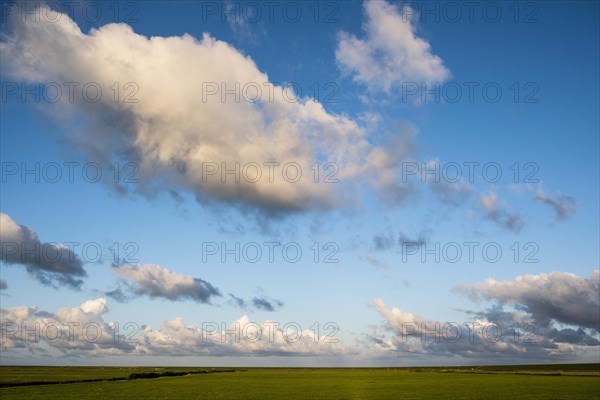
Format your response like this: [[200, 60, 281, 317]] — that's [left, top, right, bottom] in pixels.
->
[[0, 0, 598, 366]]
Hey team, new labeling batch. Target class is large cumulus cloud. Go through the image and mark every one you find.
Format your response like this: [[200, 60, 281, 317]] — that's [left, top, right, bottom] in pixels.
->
[[1, 298, 349, 358], [454, 270, 600, 330], [0, 298, 135, 354], [0, 4, 412, 215], [365, 271, 599, 362]]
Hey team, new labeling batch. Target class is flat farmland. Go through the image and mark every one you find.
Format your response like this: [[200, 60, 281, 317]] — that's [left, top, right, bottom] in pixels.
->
[[0, 364, 598, 399]]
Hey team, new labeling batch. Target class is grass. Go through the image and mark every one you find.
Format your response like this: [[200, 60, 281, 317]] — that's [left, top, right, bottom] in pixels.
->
[[0, 365, 598, 399]]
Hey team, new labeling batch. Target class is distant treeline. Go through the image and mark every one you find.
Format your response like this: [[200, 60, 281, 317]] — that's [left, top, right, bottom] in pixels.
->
[[128, 369, 237, 380], [0, 369, 239, 388]]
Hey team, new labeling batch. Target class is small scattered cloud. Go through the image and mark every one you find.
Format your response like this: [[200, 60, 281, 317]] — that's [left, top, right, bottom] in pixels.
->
[[111, 264, 221, 304], [534, 190, 578, 220], [228, 293, 284, 312], [252, 297, 284, 312], [362, 254, 391, 269], [373, 233, 395, 251], [0, 213, 87, 288], [428, 180, 474, 206], [224, 1, 267, 44], [373, 229, 431, 253], [104, 287, 132, 303], [336, 0, 450, 94], [228, 293, 247, 309], [478, 193, 523, 232], [398, 230, 430, 250]]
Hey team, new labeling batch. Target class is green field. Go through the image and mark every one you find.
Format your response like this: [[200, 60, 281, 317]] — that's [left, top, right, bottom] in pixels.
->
[[0, 364, 598, 399]]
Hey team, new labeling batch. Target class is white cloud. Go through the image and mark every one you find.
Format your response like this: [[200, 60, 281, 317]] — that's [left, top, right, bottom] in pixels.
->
[[0, 212, 87, 288], [454, 270, 600, 330], [0, 297, 135, 353], [336, 1, 450, 94], [478, 192, 524, 232], [534, 190, 578, 220], [421, 159, 474, 206], [111, 264, 221, 303], [479, 192, 499, 211], [362, 254, 390, 269], [140, 314, 349, 357], [0, 5, 413, 214], [1, 298, 350, 358], [368, 289, 599, 362]]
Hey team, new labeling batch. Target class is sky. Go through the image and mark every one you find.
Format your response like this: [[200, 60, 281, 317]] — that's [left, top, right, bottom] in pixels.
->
[[0, 0, 598, 366]]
